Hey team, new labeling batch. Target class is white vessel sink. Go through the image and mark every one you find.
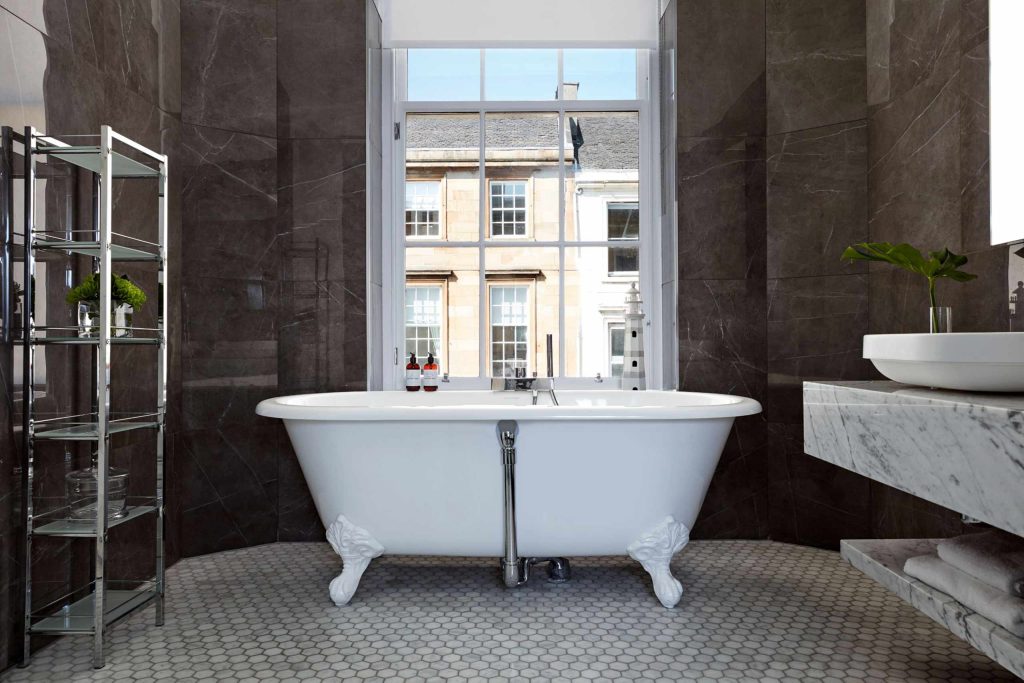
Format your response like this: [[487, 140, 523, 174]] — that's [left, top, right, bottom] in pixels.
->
[[863, 333, 1024, 392]]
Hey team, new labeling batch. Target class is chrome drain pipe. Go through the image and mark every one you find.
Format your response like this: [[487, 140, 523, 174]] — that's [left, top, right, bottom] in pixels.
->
[[496, 420, 571, 588], [497, 420, 521, 588]]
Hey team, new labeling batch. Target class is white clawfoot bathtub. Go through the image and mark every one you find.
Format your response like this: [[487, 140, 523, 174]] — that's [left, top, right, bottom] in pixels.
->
[[256, 390, 761, 607]]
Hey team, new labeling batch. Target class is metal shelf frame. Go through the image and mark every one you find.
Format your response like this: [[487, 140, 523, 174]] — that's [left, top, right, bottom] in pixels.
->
[[3, 125, 168, 670]]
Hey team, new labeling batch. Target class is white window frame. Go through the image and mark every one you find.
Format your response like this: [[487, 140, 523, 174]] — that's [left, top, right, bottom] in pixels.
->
[[380, 48, 664, 390]]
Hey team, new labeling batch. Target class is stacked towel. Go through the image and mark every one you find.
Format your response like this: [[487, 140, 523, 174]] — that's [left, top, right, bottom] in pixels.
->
[[904, 554, 1024, 637], [937, 530, 1024, 597]]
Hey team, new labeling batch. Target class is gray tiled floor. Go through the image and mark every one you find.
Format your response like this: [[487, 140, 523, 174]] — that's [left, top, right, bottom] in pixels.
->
[[3, 540, 1017, 682]]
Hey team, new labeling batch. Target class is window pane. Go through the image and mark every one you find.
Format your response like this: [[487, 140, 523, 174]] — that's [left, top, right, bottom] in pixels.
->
[[407, 49, 480, 101], [405, 181, 441, 237], [607, 203, 639, 240], [563, 49, 637, 100], [485, 112, 559, 241], [485, 248, 558, 378], [406, 247, 480, 377], [564, 247, 641, 378], [489, 181, 528, 237], [406, 114, 480, 241], [404, 286, 443, 366], [489, 285, 529, 377], [485, 49, 557, 100], [565, 111, 640, 242], [610, 325, 625, 378]]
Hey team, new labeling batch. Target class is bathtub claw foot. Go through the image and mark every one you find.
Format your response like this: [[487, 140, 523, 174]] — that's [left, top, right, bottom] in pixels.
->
[[326, 515, 384, 606], [627, 516, 690, 608]]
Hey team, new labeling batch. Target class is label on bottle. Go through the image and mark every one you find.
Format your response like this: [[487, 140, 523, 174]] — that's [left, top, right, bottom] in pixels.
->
[[423, 368, 439, 389], [405, 368, 421, 390]]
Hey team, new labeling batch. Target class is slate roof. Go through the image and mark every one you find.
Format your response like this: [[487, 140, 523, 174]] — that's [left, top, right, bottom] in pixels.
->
[[406, 112, 639, 170]]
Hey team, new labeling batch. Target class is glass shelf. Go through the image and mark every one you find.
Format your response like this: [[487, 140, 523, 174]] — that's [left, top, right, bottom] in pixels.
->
[[30, 581, 156, 634], [34, 413, 160, 441], [33, 238, 161, 262], [37, 145, 160, 178], [33, 498, 158, 537], [27, 334, 161, 346]]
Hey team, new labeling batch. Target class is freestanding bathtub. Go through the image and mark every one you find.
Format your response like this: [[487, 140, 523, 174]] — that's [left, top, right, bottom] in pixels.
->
[[256, 390, 761, 607]]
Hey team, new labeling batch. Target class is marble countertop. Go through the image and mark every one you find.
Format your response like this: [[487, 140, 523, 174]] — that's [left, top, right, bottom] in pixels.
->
[[803, 381, 1024, 537], [806, 380, 1024, 411]]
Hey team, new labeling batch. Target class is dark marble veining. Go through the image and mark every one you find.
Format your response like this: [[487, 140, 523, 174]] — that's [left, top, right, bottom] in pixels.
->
[[277, 138, 366, 283], [277, 0, 366, 140], [677, 137, 766, 281], [867, 0, 962, 250], [677, 0, 766, 138], [181, 0, 276, 137], [181, 125, 279, 282], [173, 0, 375, 557], [766, 0, 867, 135], [767, 121, 868, 279], [766, 274, 872, 423], [681, 0, 1002, 550]]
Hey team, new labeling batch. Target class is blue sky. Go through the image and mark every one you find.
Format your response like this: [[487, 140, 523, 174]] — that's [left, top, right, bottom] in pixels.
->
[[407, 49, 637, 101]]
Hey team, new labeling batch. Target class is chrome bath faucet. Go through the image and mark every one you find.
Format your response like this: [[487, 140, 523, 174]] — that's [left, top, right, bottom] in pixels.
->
[[490, 334, 559, 406]]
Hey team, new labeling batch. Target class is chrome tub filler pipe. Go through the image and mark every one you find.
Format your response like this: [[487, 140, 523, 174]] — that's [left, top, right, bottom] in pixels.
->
[[497, 420, 571, 588]]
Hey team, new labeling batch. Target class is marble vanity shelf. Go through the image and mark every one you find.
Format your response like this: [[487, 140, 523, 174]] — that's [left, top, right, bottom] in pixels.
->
[[842, 539, 1024, 679], [803, 381, 1024, 537]]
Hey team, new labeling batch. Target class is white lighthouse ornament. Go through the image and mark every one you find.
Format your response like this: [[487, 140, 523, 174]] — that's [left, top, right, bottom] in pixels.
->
[[622, 282, 646, 391]]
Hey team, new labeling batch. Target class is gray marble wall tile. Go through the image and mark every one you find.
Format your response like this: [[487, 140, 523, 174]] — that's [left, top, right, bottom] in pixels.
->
[[179, 423, 283, 556], [766, 0, 867, 135], [959, 0, 988, 254], [277, 447, 322, 542], [84, 0, 161, 106], [867, 0, 961, 250], [677, 0, 766, 137], [181, 125, 279, 282], [277, 0, 366, 140], [277, 138, 366, 282], [679, 279, 767, 394], [678, 137, 766, 280], [181, 0, 276, 137], [767, 121, 868, 279], [870, 483, 966, 540], [766, 275, 872, 423]]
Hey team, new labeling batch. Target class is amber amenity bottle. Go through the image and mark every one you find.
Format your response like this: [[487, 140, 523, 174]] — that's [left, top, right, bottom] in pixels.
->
[[405, 352, 421, 391], [422, 353, 439, 392]]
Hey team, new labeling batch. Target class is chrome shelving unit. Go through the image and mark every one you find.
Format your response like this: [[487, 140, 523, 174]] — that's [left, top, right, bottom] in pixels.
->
[[4, 125, 167, 669]]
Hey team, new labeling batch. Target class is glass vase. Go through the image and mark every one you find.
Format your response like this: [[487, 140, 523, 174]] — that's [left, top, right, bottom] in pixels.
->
[[929, 306, 952, 333], [77, 302, 134, 338], [65, 461, 130, 520]]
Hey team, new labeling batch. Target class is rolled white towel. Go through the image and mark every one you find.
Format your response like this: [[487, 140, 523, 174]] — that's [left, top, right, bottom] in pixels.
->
[[937, 529, 1024, 597], [904, 554, 1024, 637]]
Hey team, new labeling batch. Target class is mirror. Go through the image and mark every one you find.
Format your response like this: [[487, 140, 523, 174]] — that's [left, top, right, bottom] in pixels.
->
[[991, 1, 1024, 245]]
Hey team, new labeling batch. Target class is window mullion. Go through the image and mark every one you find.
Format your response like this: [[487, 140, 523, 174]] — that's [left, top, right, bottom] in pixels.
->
[[477, 108, 486, 379]]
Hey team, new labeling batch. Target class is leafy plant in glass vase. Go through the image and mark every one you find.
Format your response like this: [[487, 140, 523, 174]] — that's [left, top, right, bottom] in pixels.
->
[[66, 272, 147, 338], [841, 242, 976, 333]]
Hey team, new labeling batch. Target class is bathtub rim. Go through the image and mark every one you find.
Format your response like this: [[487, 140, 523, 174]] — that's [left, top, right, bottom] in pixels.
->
[[255, 390, 762, 421]]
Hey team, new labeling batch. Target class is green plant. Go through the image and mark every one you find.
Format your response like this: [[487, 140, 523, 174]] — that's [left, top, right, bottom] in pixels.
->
[[841, 242, 977, 329], [66, 273, 147, 310]]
